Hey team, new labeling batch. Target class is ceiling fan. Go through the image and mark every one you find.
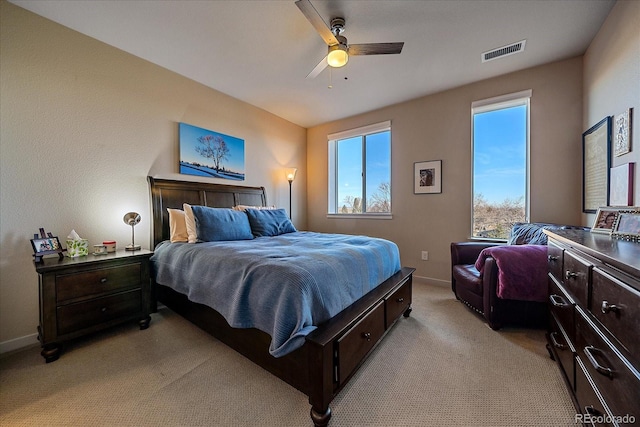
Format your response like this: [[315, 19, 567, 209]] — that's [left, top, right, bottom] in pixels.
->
[[295, 0, 404, 79]]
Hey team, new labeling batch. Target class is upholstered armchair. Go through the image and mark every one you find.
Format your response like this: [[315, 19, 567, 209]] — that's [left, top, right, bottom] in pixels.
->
[[450, 223, 588, 330]]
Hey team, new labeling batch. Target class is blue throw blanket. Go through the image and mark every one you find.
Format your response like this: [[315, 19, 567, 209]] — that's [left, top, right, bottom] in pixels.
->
[[151, 231, 401, 357]]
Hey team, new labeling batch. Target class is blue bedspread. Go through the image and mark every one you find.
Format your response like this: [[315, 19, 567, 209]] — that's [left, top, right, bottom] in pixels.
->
[[151, 231, 400, 357]]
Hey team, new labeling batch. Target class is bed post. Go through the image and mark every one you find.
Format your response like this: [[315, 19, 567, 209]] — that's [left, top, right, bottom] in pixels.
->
[[307, 338, 333, 426]]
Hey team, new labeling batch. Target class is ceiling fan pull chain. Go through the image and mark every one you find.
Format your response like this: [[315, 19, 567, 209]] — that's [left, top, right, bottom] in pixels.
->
[[328, 67, 333, 89]]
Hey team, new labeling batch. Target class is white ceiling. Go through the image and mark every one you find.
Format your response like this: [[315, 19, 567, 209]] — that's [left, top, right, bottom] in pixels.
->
[[10, 0, 615, 128]]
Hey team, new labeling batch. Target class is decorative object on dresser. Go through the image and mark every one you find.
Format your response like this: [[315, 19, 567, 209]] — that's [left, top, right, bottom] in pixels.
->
[[609, 163, 635, 206], [582, 117, 611, 213], [123, 212, 141, 251], [30, 228, 65, 262], [34, 249, 153, 362], [148, 177, 414, 427], [591, 207, 621, 234], [450, 222, 589, 330], [544, 228, 639, 424], [612, 208, 640, 242]]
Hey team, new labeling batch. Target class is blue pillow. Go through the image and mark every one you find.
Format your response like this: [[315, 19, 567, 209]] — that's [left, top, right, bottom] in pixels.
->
[[190, 206, 254, 242], [245, 208, 297, 237]]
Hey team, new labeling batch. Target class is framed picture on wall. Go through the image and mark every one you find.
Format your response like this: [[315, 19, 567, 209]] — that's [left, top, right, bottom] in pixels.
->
[[414, 160, 442, 194], [582, 117, 611, 213], [179, 122, 245, 181], [613, 108, 632, 157]]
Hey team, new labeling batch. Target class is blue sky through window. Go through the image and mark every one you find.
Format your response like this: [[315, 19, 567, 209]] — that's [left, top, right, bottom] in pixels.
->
[[473, 105, 526, 204], [337, 131, 390, 209]]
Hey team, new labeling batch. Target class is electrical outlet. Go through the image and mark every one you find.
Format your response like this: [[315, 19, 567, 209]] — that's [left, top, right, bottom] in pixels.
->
[[421, 251, 429, 261]]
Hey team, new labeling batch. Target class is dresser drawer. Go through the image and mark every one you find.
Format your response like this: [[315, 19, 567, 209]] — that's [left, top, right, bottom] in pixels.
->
[[563, 251, 590, 307], [56, 264, 142, 303], [592, 267, 640, 362], [337, 301, 385, 384], [576, 308, 640, 421], [575, 357, 615, 426], [549, 313, 575, 390], [549, 275, 575, 345], [57, 289, 142, 335], [385, 280, 411, 329], [547, 242, 564, 282]]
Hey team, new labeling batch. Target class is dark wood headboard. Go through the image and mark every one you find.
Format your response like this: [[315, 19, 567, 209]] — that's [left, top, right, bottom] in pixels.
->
[[148, 177, 267, 248]]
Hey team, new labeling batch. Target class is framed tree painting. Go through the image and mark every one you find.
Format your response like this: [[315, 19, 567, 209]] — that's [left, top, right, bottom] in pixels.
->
[[179, 122, 245, 181], [582, 117, 611, 213]]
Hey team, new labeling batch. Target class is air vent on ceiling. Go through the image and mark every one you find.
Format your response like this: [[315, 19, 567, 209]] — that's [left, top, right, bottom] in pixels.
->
[[482, 40, 526, 63]]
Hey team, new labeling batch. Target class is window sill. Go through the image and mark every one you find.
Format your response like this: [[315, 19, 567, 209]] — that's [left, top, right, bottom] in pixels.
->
[[468, 237, 507, 243], [327, 213, 393, 220]]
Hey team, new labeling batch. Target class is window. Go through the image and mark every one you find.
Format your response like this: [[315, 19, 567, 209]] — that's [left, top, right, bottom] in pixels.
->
[[472, 90, 531, 239], [328, 121, 391, 216]]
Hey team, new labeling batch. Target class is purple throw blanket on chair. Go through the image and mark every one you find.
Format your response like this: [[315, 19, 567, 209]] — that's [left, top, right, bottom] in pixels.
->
[[474, 245, 548, 302]]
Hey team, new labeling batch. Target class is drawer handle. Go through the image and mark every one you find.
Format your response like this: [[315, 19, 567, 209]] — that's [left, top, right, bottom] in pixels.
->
[[549, 294, 569, 308], [396, 297, 404, 303], [584, 346, 614, 378], [549, 332, 566, 350], [601, 301, 620, 314], [101, 307, 108, 313], [564, 270, 578, 280], [100, 278, 108, 284], [547, 255, 559, 262], [362, 332, 371, 342]]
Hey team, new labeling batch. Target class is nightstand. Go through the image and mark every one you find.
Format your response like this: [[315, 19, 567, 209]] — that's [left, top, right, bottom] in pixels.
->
[[34, 249, 153, 362]]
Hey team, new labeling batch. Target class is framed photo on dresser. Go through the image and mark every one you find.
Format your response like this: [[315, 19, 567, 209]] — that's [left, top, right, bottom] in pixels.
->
[[612, 208, 640, 242]]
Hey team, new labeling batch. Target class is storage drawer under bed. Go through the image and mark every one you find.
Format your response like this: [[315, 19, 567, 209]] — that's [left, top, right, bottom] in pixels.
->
[[336, 301, 385, 384]]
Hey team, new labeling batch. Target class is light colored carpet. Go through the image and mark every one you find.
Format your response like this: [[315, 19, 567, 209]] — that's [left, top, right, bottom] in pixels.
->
[[0, 281, 576, 426]]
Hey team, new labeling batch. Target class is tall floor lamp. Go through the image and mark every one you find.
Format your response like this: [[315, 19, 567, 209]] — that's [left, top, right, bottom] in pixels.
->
[[286, 168, 297, 219]]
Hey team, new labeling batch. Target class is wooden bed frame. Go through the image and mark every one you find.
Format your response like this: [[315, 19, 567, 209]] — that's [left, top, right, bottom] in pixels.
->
[[148, 177, 415, 426]]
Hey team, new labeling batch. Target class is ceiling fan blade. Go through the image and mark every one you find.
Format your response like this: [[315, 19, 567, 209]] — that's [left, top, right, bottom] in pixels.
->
[[348, 42, 404, 56], [295, 0, 339, 46], [306, 55, 328, 79]]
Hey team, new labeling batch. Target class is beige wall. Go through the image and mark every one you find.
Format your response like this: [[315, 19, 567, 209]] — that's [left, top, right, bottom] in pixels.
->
[[0, 2, 307, 349], [307, 57, 585, 283], [583, 0, 640, 225]]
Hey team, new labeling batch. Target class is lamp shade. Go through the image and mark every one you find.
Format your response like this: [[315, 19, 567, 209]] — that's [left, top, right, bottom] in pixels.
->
[[327, 45, 348, 68], [286, 168, 298, 182]]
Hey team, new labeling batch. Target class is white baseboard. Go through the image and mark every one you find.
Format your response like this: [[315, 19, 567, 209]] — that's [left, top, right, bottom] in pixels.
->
[[413, 275, 451, 287], [0, 333, 39, 355]]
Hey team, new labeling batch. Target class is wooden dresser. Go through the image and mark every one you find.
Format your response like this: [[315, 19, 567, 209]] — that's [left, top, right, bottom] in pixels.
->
[[544, 229, 639, 426], [35, 249, 153, 362]]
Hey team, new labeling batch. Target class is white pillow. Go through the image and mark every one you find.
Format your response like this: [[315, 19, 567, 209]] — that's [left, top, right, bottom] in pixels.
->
[[233, 204, 276, 211], [183, 203, 198, 243], [167, 208, 188, 243]]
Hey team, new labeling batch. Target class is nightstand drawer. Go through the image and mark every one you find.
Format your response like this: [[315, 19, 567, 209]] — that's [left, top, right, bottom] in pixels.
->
[[57, 263, 141, 302], [57, 289, 142, 335]]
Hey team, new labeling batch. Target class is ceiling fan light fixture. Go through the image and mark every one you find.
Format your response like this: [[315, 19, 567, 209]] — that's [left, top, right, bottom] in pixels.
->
[[327, 43, 348, 68]]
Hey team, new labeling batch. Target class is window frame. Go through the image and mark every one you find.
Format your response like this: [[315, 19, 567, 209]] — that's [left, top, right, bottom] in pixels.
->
[[327, 120, 392, 219], [471, 90, 532, 240]]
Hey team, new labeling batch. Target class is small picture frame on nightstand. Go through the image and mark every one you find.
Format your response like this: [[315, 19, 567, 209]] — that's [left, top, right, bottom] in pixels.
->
[[31, 228, 66, 262]]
